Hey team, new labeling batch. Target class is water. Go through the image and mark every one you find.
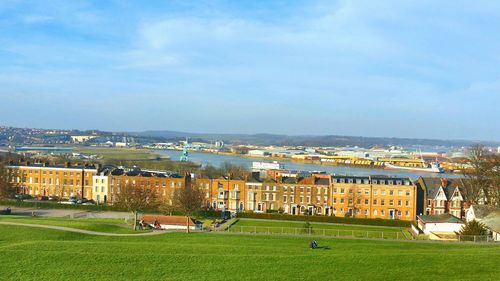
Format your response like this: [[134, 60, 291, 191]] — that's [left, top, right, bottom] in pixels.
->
[[157, 150, 461, 180]]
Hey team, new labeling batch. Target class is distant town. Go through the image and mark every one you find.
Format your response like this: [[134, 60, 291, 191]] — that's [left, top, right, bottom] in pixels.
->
[[2, 125, 499, 175]]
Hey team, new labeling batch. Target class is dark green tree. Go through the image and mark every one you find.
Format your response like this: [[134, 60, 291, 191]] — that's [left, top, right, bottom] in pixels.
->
[[457, 220, 487, 236]]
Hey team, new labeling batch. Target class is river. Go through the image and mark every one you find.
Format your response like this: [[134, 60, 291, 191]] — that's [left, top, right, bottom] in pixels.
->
[[157, 150, 461, 180]]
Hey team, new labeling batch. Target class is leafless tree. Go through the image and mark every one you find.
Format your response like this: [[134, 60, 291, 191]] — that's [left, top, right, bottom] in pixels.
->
[[462, 145, 500, 205], [347, 185, 362, 218], [172, 184, 204, 233], [113, 184, 160, 230], [0, 161, 16, 199]]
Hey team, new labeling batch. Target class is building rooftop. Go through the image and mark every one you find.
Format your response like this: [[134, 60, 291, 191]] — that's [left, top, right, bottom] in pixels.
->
[[418, 214, 463, 224]]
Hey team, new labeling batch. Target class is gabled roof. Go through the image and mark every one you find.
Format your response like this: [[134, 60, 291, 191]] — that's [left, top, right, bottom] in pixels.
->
[[470, 205, 500, 220], [480, 211, 500, 233], [418, 214, 463, 224], [420, 177, 466, 200]]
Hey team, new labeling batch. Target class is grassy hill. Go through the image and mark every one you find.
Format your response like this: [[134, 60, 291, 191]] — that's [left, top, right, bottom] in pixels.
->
[[0, 223, 498, 280]]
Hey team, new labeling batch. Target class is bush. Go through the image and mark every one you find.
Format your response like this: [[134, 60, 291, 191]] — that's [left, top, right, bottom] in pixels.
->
[[236, 212, 411, 227], [457, 220, 487, 236]]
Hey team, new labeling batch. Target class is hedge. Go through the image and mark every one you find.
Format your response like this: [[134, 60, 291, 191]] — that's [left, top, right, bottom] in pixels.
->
[[237, 213, 411, 227]]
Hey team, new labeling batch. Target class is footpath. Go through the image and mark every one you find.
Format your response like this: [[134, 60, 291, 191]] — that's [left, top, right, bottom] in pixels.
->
[[0, 221, 167, 237]]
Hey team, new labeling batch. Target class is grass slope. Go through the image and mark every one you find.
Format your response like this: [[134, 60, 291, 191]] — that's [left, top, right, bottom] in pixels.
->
[[0, 224, 498, 280]]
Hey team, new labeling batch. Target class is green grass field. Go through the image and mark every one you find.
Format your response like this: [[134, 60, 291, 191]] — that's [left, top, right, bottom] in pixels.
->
[[0, 216, 145, 234], [0, 223, 498, 280], [229, 219, 411, 239]]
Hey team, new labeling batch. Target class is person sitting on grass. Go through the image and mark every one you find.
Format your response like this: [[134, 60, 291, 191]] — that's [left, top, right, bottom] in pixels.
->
[[309, 240, 318, 249]]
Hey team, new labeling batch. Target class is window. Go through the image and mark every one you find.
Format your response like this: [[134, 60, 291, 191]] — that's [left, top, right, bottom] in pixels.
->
[[398, 200, 402, 206], [356, 199, 361, 204], [389, 200, 394, 206], [405, 211, 409, 217], [364, 199, 369, 205], [300, 187, 304, 193], [389, 190, 394, 195], [406, 200, 410, 206], [333, 198, 337, 204], [381, 190, 386, 195], [381, 210, 385, 216], [364, 189, 369, 195], [307, 196, 311, 203], [373, 199, 377, 205], [307, 187, 311, 193], [381, 199, 385, 206], [340, 198, 344, 204], [300, 196, 304, 203], [373, 189, 378, 195], [397, 211, 402, 216], [406, 190, 410, 196], [283, 196, 287, 203], [333, 188, 337, 194], [284, 186, 288, 192], [348, 189, 353, 194], [340, 188, 345, 194], [373, 210, 378, 216], [398, 190, 402, 196]]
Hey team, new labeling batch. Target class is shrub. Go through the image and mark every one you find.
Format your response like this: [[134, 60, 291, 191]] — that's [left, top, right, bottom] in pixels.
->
[[457, 220, 488, 236]]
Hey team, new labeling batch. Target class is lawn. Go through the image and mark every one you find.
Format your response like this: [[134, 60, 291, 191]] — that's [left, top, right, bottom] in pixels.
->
[[0, 224, 498, 280], [0, 216, 146, 234], [229, 218, 411, 239]]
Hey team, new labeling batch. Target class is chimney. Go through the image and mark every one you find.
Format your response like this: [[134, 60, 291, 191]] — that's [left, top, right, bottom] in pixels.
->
[[440, 178, 448, 187]]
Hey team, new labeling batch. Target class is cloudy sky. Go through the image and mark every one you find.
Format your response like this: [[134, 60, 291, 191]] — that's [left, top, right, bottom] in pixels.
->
[[0, 0, 499, 140]]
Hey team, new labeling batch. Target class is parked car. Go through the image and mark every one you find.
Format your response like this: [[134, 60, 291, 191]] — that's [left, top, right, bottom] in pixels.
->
[[14, 194, 33, 201], [36, 196, 49, 201], [48, 196, 60, 201], [76, 198, 89, 204], [59, 201, 76, 205]]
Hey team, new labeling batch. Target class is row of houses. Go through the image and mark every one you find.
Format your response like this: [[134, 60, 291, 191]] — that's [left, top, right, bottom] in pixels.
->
[[5, 163, 489, 222]]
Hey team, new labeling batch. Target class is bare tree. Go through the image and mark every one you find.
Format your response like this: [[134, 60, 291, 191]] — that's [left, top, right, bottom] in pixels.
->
[[113, 184, 160, 230], [462, 145, 499, 205], [346, 185, 361, 218], [462, 145, 489, 204], [172, 184, 204, 233], [0, 161, 16, 199]]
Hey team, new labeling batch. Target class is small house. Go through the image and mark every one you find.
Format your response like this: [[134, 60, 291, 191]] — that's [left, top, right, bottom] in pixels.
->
[[417, 214, 464, 240], [142, 215, 201, 231]]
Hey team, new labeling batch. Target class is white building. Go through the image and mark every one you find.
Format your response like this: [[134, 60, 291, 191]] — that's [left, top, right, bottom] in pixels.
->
[[252, 161, 284, 171], [466, 205, 500, 241], [248, 150, 271, 157], [92, 175, 108, 204], [417, 214, 464, 240]]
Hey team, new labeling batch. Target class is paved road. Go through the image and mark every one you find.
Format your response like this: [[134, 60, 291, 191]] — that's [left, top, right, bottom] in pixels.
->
[[0, 222, 168, 237]]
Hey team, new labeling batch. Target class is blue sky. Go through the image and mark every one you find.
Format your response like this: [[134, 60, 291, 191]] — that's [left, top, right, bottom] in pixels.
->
[[0, 0, 499, 140]]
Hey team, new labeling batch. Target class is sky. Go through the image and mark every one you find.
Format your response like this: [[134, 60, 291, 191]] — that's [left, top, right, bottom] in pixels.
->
[[0, 0, 499, 141]]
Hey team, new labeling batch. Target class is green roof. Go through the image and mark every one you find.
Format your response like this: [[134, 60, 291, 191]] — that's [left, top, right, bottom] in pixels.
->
[[418, 214, 463, 224]]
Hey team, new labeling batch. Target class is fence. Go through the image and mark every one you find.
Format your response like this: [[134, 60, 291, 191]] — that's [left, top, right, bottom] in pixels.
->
[[457, 235, 494, 243], [227, 225, 409, 240]]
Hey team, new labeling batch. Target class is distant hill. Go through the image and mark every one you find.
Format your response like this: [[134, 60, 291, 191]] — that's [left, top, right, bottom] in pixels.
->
[[132, 130, 500, 148]]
